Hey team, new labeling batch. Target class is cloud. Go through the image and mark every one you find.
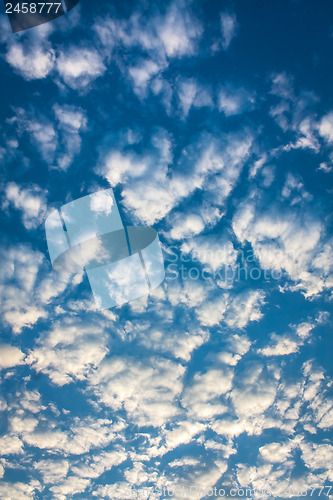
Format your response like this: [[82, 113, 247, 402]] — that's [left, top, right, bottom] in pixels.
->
[[232, 200, 332, 297], [176, 78, 213, 117], [34, 460, 70, 484], [269, 73, 320, 151], [259, 442, 292, 463], [181, 235, 238, 272], [182, 366, 233, 419], [99, 1, 203, 58], [218, 85, 255, 116], [220, 12, 238, 50], [26, 317, 109, 386], [9, 105, 87, 170], [156, 3, 202, 58], [52, 104, 87, 170], [71, 449, 127, 479], [50, 476, 91, 499], [56, 47, 106, 89], [0, 482, 39, 500], [128, 60, 161, 97], [230, 363, 277, 417], [0, 344, 25, 369], [6, 43, 55, 80], [196, 289, 265, 328], [4, 182, 47, 229], [300, 442, 333, 471], [318, 111, 333, 143], [258, 334, 299, 356], [169, 213, 205, 240], [0, 245, 47, 334], [88, 355, 185, 426], [196, 293, 228, 327], [0, 434, 24, 454], [98, 129, 253, 225]]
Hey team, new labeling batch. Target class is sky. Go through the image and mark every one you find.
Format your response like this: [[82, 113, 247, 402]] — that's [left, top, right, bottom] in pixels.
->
[[0, 0, 333, 499]]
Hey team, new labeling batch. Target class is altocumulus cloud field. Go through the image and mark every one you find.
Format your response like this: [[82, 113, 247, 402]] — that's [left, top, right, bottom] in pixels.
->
[[0, 1, 333, 499]]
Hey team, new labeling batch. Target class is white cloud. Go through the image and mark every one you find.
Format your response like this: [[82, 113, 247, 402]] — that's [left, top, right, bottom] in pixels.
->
[[318, 111, 333, 143], [259, 442, 292, 463], [218, 85, 255, 116], [10, 105, 87, 170], [26, 318, 109, 386], [6, 44, 55, 80], [34, 459, 70, 484], [220, 12, 238, 50], [169, 213, 205, 240], [196, 293, 228, 327], [98, 130, 253, 225], [177, 78, 213, 117], [88, 355, 185, 426], [0, 245, 47, 334], [0, 481, 39, 500], [182, 366, 233, 419], [136, 325, 209, 362], [155, 3, 202, 58], [52, 104, 87, 170], [0, 344, 25, 369], [300, 442, 333, 471], [223, 288, 266, 329], [71, 449, 127, 479], [56, 47, 106, 89], [4, 182, 47, 229], [197, 289, 265, 329], [258, 334, 299, 356], [50, 476, 91, 499], [181, 236, 238, 272], [230, 363, 277, 417], [163, 421, 205, 450], [129, 60, 160, 97], [232, 200, 332, 297], [0, 435, 24, 455]]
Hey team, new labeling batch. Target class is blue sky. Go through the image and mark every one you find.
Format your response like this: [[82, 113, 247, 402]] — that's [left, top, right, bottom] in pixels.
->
[[0, 0, 333, 498]]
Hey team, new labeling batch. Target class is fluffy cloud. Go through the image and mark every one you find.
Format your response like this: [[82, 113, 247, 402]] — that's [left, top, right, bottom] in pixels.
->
[[232, 200, 332, 297], [4, 182, 47, 229], [259, 442, 292, 463], [0, 344, 25, 369], [230, 363, 277, 417], [258, 334, 299, 356], [169, 213, 205, 240], [182, 366, 233, 419], [8, 104, 87, 170], [6, 43, 55, 80], [56, 47, 106, 89], [98, 129, 253, 225], [26, 317, 109, 385], [0, 245, 47, 334], [318, 111, 333, 143], [95, 2, 202, 60], [156, 3, 202, 58], [181, 236, 238, 273], [88, 355, 185, 426], [196, 289, 265, 328]]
